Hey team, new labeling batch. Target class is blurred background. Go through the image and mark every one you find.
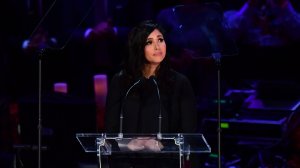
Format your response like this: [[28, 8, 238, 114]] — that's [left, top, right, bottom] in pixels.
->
[[1, 0, 300, 167]]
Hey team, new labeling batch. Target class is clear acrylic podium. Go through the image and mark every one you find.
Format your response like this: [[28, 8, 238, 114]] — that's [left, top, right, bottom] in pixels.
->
[[76, 133, 211, 168]]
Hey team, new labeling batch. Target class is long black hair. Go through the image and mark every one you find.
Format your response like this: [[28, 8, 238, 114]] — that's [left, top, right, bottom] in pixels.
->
[[122, 20, 172, 86]]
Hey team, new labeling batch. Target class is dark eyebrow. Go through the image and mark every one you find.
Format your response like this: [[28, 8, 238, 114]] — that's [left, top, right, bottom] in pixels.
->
[[147, 34, 163, 40]]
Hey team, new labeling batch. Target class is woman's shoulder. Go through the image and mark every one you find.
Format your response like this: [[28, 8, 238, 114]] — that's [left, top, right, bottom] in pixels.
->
[[170, 69, 190, 82], [167, 69, 194, 92], [109, 71, 125, 85], [111, 70, 133, 87], [112, 70, 125, 79]]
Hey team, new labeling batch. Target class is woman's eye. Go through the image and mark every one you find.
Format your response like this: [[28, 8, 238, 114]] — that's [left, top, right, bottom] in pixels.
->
[[146, 41, 152, 45], [158, 38, 164, 42]]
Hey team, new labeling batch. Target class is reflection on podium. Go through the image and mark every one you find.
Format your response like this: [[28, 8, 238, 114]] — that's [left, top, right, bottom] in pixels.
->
[[76, 133, 211, 168]]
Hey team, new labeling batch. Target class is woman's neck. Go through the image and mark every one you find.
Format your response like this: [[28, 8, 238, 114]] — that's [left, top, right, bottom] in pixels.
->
[[143, 64, 158, 79]]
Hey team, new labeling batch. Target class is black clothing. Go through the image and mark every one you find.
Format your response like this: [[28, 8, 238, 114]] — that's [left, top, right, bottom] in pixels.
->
[[104, 69, 198, 168], [105, 69, 197, 134]]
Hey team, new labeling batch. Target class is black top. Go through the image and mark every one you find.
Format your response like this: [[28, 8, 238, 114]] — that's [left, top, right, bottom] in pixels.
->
[[105, 69, 197, 134]]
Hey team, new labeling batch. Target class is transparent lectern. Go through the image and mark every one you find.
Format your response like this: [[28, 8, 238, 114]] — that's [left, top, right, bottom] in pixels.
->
[[76, 133, 211, 168]]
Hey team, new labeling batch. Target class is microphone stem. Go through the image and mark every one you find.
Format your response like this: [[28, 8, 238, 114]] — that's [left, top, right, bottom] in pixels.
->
[[119, 115, 123, 138], [158, 114, 162, 139], [159, 114, 162, 133], [119, 79, 141, 138], [152, 77, 162, 139]]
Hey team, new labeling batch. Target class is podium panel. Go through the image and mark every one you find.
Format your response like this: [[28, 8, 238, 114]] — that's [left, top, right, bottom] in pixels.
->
[[76, 133, 211, 168], [77, 133, 210, 154]]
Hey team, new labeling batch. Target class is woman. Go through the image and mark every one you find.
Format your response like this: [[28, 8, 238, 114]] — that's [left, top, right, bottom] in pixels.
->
[[104, 20, 198, 168]]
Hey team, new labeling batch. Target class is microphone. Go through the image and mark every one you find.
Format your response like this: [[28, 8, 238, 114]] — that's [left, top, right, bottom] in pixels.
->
[[119, 78, 143, 138], [150, 76, 162, 140]]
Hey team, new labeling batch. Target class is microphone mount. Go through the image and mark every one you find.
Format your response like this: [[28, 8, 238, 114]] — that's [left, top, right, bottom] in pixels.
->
[[119, 78, 142, 138], [150, 76, 162, 140]]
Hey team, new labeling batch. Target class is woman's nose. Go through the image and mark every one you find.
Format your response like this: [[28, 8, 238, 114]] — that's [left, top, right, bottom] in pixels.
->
[[154, 42, 159, 50]]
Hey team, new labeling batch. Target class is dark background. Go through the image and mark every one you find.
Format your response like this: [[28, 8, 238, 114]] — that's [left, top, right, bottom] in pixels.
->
[[1, 0, 300, 167]]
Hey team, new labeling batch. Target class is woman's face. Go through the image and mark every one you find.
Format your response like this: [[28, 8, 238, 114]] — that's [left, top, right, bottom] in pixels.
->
[[144, 29, 166, 66]]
